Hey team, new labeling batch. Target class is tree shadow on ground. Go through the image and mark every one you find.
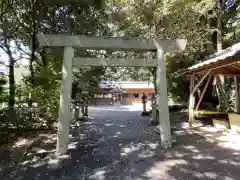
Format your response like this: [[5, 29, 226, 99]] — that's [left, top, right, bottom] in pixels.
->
[[1, 109, 240, 180]]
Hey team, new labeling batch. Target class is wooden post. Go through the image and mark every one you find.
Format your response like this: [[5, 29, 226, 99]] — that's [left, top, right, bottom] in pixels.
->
[[189, 74, 195, 127], [74, 105, 80, 120], [234, 76, 240, 113], [56, 47, 74, 156], [142, 93, 147, 113], [156, 48, 172, 149], [149, 94, 158, 125], [84, 103, 89, 117], [143, 102, 146, 112], [81, 105, 84, 117]]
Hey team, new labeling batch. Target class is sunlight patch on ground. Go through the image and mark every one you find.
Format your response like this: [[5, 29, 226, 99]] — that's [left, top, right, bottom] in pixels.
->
[[174, 130, 187, 135], [204, 172, 218, 179], [120, 142, 158, 158], [147, 143, 158, 149], [189, 126, 240, 150], [111, 135, 120, 138], [47, 155, 70, 169], [138, 151, 155, 158], [192, 154, 215, 160], [48, 158, 61, 168], [224, 176, 236, 180], [180, 122, 190, 129], [199, 126, 218, 133], [31, 161, 46, 168], [42, 136, 57, 144], [119, 124, 126, 127], [173, 151, 185, 158], [12, 138, 30, 148], [121, 145, 140, 156], [146, 159, 188, 180], [68, 142, 78, 150], [90, 169, 106, 180], [104, 123, 115, 127], [36, 149, 47, 154], [218, 159, 240, 166], [183, 145, 200, 153], [79, 133, 87, 140]]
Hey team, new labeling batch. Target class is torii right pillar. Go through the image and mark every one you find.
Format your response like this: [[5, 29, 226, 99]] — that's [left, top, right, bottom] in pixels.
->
[[156, 48, 172, 148]]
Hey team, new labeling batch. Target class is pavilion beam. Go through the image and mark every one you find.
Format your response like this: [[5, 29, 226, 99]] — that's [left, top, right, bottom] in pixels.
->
[[230, 64, 240, 71], [37, 34, 187, 52], [56, 47, 74, 156], [193, 73, 240, 76], [72, 57, 157, 67], [189, 74, 195, 127], [195, 75, 212, 111], [156, 48, 172, 149], [192, 70, 211, 94], [234, 76, 240, 113]]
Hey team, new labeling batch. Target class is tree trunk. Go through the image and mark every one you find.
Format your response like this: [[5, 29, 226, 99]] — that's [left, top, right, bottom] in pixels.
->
[[5, 39, 16, 128], [28, 0, 37, 110], [1, 2, 16, 128], [7, 49, 15, 110], [216, 0, 228, 111]]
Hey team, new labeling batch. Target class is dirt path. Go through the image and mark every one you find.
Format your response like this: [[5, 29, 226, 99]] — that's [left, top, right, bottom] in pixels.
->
[[1, 105, 239, 180]]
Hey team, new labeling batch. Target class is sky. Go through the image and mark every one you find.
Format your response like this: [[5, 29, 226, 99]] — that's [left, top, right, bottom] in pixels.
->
[[0, 41, 29, 76]]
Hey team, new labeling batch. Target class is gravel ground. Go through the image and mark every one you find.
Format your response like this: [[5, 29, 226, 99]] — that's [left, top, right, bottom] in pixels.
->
[[0, 104, 240, 180]]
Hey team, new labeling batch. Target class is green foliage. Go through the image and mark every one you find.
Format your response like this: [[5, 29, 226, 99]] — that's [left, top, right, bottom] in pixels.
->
[[72, 67, 105, 107], [166, 54, 191, 102], [0, 77, 8, 104], [15, 69, 60, 129], [0, 0, 111, 131]]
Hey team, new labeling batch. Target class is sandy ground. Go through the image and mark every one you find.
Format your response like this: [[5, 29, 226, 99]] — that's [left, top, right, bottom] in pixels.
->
[[0, 104, 240, 180]]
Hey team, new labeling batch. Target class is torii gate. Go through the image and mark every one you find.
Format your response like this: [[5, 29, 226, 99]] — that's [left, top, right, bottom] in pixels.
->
[[37, 34, 187, 156]]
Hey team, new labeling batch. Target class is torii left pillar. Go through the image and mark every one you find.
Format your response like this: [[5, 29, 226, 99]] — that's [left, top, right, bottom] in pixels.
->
[[56, 47, 74, 156]]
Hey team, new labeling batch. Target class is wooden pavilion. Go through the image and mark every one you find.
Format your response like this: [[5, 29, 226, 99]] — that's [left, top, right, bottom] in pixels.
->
[[177, 42, 240, 130]]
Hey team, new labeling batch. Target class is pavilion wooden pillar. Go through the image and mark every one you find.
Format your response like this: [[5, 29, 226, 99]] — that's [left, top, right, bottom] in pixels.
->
[[156, 48, 172, 148], [234, 76, 240, 113], [56, 47, 74, 156], [188, 74, 195, 127]]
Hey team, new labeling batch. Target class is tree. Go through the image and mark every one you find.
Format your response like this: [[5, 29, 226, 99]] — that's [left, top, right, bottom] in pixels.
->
[[0, 1, 16, 111]]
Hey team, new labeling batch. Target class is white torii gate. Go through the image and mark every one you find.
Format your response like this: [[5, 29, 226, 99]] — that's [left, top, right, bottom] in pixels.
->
[[37, 34, 187, 156]]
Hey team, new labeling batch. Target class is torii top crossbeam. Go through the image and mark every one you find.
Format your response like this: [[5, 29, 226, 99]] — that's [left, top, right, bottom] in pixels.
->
[[37, 34, 187, 53]]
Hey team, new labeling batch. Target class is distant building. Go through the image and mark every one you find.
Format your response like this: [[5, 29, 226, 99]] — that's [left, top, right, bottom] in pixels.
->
[[91, 81, 154, 105]]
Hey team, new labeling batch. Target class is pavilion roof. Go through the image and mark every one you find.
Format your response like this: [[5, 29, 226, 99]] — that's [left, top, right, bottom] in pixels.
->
[[177, 42, 240, 76]]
